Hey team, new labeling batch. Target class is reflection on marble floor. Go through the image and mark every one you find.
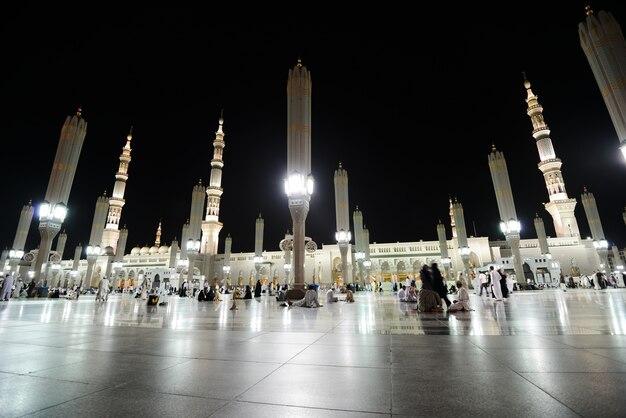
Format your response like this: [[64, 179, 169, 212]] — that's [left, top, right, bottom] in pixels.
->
[[1, 289, 625, 417]]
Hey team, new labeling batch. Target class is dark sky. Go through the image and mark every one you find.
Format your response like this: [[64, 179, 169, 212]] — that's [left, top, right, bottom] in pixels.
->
[[2, 4, 626, 259]]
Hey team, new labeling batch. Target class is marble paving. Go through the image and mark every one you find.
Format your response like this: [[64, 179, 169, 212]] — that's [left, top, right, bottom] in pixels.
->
[[1, 288, 625, 417]]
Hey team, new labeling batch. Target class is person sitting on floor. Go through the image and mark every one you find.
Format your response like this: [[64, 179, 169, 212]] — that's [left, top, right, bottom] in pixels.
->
[[397, 284, 406, 302], [416, 288, 443, 312], [289, 285, 322, 308], [448, 280, 471, 311], [405, 283, 418, 302], [345, 289, 355, 303], [243, 285, 253, 299], [326, 286, 339, 303]]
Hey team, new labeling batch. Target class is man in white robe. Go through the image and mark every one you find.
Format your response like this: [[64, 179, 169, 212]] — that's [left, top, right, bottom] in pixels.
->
[[489, 266, 503, 301]]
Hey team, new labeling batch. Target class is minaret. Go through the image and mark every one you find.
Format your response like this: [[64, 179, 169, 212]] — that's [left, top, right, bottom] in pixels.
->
[[334, 162, 351, 285], [579, 5, 626, 160], [180, 220, 189, 259], [101, 127, 133, 250], [154, 220, 162, 247], [33, 108, 87, 283], [285, 59, 314, 291], [534, 214, 550, 256], [488, 145, 524, 283], [449, 196, 457, 238], [623, 206, 626, 227], [524, 75, 581, 238], [581, 187, 609, 269], [13, 200, 34, 252], [201, 112, 226, 262]]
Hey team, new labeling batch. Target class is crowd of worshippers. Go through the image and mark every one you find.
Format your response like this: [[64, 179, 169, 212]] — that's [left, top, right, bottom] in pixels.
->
[[396, 262, 472, 313]]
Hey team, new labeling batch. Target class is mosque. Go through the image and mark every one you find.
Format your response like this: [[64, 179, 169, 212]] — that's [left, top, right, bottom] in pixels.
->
[[2, 6, 626, 292]]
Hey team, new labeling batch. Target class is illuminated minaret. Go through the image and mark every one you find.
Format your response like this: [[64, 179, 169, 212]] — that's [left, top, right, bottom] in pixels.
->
[[579, 4, 626, 161], [284, 59, 314, 291], [33, 108, 87, 284], [102, 127, 133, 250], [524, 75, 580, 238], [154, 220, 162, 247], [449, 196, 457, 238], [201, 112, 225, 263]]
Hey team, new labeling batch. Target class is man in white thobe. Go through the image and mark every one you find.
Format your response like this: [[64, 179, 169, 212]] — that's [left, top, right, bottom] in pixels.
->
[[489, 266, 503, 301]]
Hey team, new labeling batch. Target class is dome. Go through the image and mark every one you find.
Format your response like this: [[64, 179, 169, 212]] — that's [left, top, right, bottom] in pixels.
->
[[140, 246, 150, 255], [130, 246, 141, 255], [149, 246, 159, 255], [158, 246, 169, 254]]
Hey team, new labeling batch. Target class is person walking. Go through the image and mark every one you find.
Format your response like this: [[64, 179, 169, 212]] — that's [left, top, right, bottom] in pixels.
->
[[489, 266, 503, 301], [1, 274, 14, 301]]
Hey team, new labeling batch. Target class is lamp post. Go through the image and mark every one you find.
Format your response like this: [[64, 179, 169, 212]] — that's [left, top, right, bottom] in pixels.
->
[[335, 228, 352, 286], [363, 259, 372, 285], [50, 263, 61, 287], [254, 255, 263, 284], [222, 265, 231, 288], [592, 239, 609, 273], [34, 202, 67, 285], [186, 238, 200, 287], [499, 218, 524, 284], [459, 246, 471, 282], [8, 249, 24, 276], [85, 244, 101, 288], [283, 263, 291, 285], [355, 251, 365, 286]]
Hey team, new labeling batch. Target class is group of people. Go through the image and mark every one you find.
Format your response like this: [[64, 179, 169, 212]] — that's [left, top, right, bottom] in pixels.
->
[[0, 274, 39, 300], [473, 266, 514, 301], [394, 263, 473, 313]]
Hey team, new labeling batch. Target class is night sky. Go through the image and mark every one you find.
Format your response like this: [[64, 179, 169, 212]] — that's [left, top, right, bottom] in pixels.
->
[[2, 4, 626, 259]]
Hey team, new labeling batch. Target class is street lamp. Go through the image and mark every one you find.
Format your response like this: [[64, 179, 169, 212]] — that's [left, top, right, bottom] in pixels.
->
[[186, 239, 200, 287], [85, 244, 102, 288], [8, 249, 24, 276], [222, 265, 231, 288]]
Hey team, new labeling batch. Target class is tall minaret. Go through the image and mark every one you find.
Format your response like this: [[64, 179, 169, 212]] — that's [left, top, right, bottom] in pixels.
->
[[101, 127, 133, 250], [448, 196, 457, 238], [524, 75, 581, 238], [33, 108, 87, 283], [154, 220, 162, 247], [579, 5, 626, 161], [285, 59, 314, 291], [334, 162, 351, 284], [201, 112, 225, 259]]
